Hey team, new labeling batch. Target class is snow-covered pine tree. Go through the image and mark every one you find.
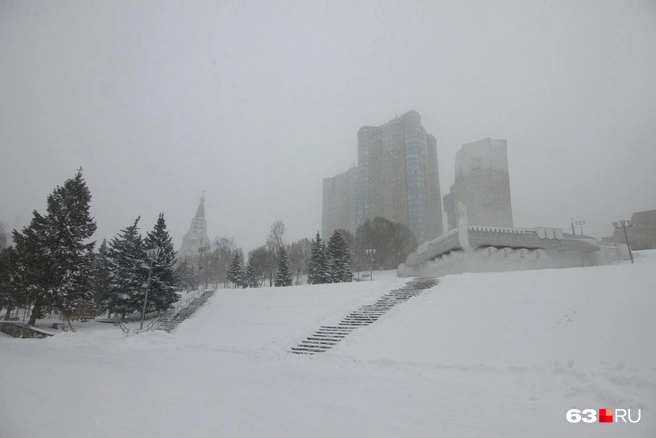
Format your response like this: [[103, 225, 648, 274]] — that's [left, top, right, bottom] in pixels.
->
[[307, 232, 322, 284], [144, 214, 179, 312], [107, 217, 147, 318], [0, 248, 15, 317], [227, 252, 245, 288], [92, 239, 112, 314], [318, 239, 332, 284], [11, 212, 52, 323], [1, 247, 29, 320], [274, 247, 293, 287], [327, 230, 353, 283], [12, 169, 97, 324], [245, 258, 258, 288], [308, 232, 331, 285]]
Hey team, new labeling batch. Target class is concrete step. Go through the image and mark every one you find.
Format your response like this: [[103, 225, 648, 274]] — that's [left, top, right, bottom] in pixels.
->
[[305, 337, 340, 343], [319, 326, 355, 332], [298, 343, 332, 349], [289, 278, 438, 355], [291, 347, 328, 354], [302, 341, 337, 347]]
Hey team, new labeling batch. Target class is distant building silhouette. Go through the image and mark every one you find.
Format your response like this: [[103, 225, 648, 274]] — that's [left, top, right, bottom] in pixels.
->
[[322, 110, 444, 244], [443, 184, 456, 231], [602, 209, 656, 250], [452, 138, 513, 228], [322, 167, 358, 239]]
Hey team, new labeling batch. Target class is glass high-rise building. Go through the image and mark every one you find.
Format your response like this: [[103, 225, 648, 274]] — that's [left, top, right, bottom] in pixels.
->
[[322, 110, 443, 244]]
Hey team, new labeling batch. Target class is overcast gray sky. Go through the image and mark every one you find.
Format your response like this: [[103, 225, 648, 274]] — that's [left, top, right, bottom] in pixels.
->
[[1, 0, 655, 251]]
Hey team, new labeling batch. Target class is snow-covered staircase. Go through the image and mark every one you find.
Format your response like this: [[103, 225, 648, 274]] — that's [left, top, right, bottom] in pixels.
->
[[290, 277, 438, 355], [157, 289, 215, 333]]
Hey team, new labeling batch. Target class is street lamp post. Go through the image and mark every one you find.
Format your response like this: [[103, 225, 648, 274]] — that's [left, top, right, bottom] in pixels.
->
[[613, 220, 634, 264], [365, 248, 376, 281], [140, 247, 162, 330]]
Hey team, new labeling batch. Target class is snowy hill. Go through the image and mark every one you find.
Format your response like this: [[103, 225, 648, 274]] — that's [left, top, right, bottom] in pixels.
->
[[1, 253, 654, 437]]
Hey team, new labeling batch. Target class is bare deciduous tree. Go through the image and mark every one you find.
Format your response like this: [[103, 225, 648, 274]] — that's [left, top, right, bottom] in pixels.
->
[[266, 219, 286, 253]]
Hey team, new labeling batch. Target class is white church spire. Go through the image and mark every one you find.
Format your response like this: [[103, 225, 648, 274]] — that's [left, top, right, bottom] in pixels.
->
[[178, 192, 211, 263]]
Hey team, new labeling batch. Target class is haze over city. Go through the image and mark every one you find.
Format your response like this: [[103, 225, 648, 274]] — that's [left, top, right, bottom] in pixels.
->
[[1, 0, 655, 251], [3, 2, 656, 437]]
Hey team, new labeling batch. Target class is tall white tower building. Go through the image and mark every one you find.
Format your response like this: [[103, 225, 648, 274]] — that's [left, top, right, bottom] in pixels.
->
[[453, 138, 513, 228], [178, 193, 211, 262]]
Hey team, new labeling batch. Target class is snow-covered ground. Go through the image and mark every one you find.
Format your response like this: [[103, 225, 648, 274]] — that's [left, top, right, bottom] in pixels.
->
[[1, 254, 655, 437]]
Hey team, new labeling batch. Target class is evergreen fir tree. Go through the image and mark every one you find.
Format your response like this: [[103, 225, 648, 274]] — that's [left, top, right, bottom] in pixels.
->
[[107, 217, 147, 318], [0, 249, 9, 314], [307, 232, 322, 284], [92, 239, 112, 313], [274, 247, 293, 287], [318, 239, 332, 284], [308, 232, 331, 285], [144, 213, 179, 312], [12, 169, 97, 324], [245, 258, 258, 288], [0, 247, 28, 320], [11, 212, 51, 323], [327, 230, 353, 283], [227, 252, 245, 288]]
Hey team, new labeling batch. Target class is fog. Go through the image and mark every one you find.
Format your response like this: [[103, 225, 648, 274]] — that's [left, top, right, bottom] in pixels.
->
[[1, 0, 655, 251]]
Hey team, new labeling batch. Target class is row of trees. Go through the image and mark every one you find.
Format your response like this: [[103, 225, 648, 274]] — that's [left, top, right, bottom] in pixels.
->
[[0, 170, 179, 324], [223, 228, 355, 288], [226, 245, 295, 288], [181, 221, 312, 290], [0, 173, 420, 324], [94, 214, 178, 319], [178, 215, 418, 290], [308, 231, 352, 284]]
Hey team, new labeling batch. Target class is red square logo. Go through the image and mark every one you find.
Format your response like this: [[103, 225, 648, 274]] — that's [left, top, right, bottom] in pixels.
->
[[599, 408, 613, 423]]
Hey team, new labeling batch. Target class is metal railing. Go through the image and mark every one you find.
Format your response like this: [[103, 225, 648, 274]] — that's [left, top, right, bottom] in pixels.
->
[[114, 320, 130, 337], [133, 314, 166, 334], [172, 287, 203, 315]]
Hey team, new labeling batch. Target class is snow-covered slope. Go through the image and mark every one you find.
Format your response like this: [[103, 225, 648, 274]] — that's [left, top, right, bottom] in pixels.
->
[[174, 276, 407, 353], [1, 253, 654, 438]]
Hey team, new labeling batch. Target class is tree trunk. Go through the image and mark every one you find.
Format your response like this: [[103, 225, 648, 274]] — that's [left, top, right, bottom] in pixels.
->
[[28, 301, 41, 326], [4, 306, 12, 321]]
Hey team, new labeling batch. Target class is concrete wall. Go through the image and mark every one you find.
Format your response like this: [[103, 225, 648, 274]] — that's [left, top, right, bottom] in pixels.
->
[[399, 226, 630, 278]]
